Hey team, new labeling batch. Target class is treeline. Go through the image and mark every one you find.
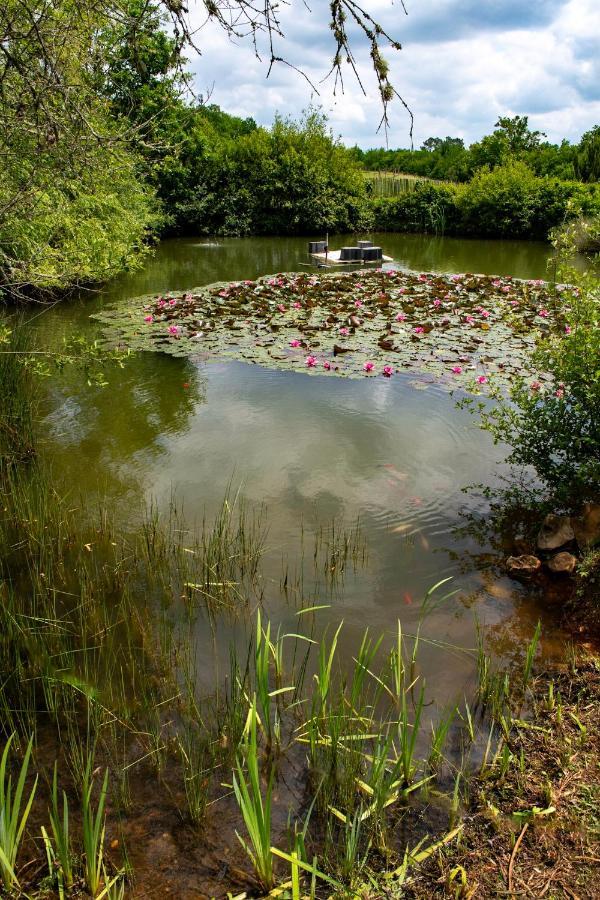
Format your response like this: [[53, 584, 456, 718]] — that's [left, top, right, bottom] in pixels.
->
[[2, 0, 599, 302], [352, 116, 600, 183]]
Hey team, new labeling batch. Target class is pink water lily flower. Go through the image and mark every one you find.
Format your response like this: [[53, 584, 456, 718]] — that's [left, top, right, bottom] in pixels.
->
[[413, 326, 425, 334], [538, 309, 549, 318], [323, 361, 331, 370], [477, 375, 488, 384], [465, 315, 475, 325], [169, 298, 177, 306], [530, 380, 541, 391], [451, 366, 462, 374], [363, 361, 374, 372], [555, 388, 564, 399], [144, 314, 153, 323], [218, 290, 228, 298], [339, 327, 349, 336], [293, 302, 302, 309], [289, 339, 301, 348], [157, 299, 166, 309], [382, 365, 393, 377], [565, 325, 572, 334], [433, 298, 442, 307], [480, 310, 490, 318], [277, 304, 286, 313], [168, 325, 180, 336], [305, 355, 317, 367], [395, 312, 407, 322], [354, 299, 363, 307]]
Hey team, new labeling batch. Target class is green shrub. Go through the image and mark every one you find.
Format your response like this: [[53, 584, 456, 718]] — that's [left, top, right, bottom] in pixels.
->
[[371, 162, 600, 242], [479, 250, 600, 506]]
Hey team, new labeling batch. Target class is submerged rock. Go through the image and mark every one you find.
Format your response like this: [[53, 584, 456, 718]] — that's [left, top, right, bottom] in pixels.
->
[[572, 502, 600, 550], [506, 554, 542, 577], [536, 514, 575, 551], [546, 552, 578, 575]]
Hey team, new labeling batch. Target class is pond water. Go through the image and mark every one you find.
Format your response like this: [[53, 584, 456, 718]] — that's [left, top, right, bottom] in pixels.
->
[[35, 232, 566, 711]]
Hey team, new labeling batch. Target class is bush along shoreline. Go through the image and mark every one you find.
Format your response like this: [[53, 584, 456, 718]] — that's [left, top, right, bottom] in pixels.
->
[[371, 161, 600, 242]]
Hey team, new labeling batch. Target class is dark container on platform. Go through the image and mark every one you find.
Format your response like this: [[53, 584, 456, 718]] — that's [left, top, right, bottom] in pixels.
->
[[362, 247, 383, 261]]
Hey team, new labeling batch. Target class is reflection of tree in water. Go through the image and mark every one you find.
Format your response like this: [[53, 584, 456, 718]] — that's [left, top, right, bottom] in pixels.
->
[[44, 351, 204, 487]]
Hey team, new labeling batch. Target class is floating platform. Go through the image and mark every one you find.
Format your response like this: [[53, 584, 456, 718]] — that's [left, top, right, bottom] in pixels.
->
[[308, 239, 392, 266], [309, 248, 393, 266]]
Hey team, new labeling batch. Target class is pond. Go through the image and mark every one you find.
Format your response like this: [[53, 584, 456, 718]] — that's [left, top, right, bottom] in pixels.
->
[[36, 232, 565, 701]]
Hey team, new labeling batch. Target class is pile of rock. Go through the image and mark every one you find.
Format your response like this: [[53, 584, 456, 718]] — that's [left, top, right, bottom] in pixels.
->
[[506, 502, 600, 580]]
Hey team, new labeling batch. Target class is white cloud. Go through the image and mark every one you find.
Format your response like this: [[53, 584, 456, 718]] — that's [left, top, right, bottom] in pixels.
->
[[187, 0, 600, 148]]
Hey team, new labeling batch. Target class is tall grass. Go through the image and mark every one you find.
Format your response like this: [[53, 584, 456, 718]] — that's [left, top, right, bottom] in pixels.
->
[[232, 699, 274, 890], [0, 734, 37, 890]]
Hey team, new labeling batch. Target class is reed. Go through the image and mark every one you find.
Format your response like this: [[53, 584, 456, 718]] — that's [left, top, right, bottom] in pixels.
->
[[82, 760, 109, 897], [48, 763, 74, 889], [232, 699, 274, 890], [523, 621, 542, 692], [0, 733, 37, 890]]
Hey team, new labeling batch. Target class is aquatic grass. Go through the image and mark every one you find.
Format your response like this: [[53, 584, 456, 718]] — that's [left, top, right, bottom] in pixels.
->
[[178, 726, 213, 826], [0, 733, 37, 890], [48, 763, 74, 889], [523, 621, 542, 692], [82, 760, 109, 898], [232, 699, 274, 890], [428, 706, 458, 773]]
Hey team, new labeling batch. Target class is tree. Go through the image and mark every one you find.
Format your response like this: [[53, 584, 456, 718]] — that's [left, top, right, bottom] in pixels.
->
[[576, 126, 600, 183], [494, 115, 545, 153], [0, 0, 408, 297]]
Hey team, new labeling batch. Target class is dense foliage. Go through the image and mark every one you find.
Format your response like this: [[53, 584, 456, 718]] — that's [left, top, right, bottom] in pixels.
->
[[354, 116, 595, 183], [0, 0, 389, 299], [477, 234, 600, 506], [372, 162, 600, 240], [0, 0, 165, 298]]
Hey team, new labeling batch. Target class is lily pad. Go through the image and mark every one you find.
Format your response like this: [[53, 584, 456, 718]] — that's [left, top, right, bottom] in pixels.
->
[[93, 270, 570, 391]]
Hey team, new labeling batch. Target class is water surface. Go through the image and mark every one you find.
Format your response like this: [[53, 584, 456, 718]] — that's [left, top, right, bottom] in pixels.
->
[[35, 232, 565, 705]]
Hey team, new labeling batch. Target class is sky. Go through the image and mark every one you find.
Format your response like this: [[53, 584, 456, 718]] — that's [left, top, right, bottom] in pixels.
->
[[188, 0, 600, 149]]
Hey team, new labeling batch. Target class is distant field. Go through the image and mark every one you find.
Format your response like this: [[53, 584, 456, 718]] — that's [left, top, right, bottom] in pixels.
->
[[362, 170, 440, 197]]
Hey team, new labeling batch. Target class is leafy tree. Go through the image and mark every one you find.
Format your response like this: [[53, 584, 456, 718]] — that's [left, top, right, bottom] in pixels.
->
[[494, 115, 545, 153], [576, 126, 600, 182]]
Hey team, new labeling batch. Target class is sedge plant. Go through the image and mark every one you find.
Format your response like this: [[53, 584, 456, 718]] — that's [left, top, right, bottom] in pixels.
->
[[0, 733, 38, 891], [232, 698, 274, 890]]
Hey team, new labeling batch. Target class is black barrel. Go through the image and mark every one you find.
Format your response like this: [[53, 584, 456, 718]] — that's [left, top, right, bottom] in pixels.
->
[[308, 241, 327, 253], [362, 247, 383, 261], [340, 246, 361, 261]]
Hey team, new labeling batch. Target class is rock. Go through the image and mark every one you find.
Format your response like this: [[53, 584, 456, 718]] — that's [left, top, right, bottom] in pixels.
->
[[572, 502, 600, 550], [546, 551, 578, 575], [536, 514, 575, 551], [506, 554, 542, 577]]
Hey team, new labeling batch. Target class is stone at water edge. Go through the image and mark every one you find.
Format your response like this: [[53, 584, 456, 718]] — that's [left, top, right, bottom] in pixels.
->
[[506, 555, 542, 577], [546, 552, 578, 575], [571, 502, 600, 550], [536, 514, 575, 551]]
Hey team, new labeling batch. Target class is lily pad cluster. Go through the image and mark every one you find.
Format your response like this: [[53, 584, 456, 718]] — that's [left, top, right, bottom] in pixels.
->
[[94, 269, 570, 389]]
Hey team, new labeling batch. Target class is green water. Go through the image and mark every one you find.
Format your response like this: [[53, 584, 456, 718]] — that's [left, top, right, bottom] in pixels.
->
[[36, 232, 563, 705]]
